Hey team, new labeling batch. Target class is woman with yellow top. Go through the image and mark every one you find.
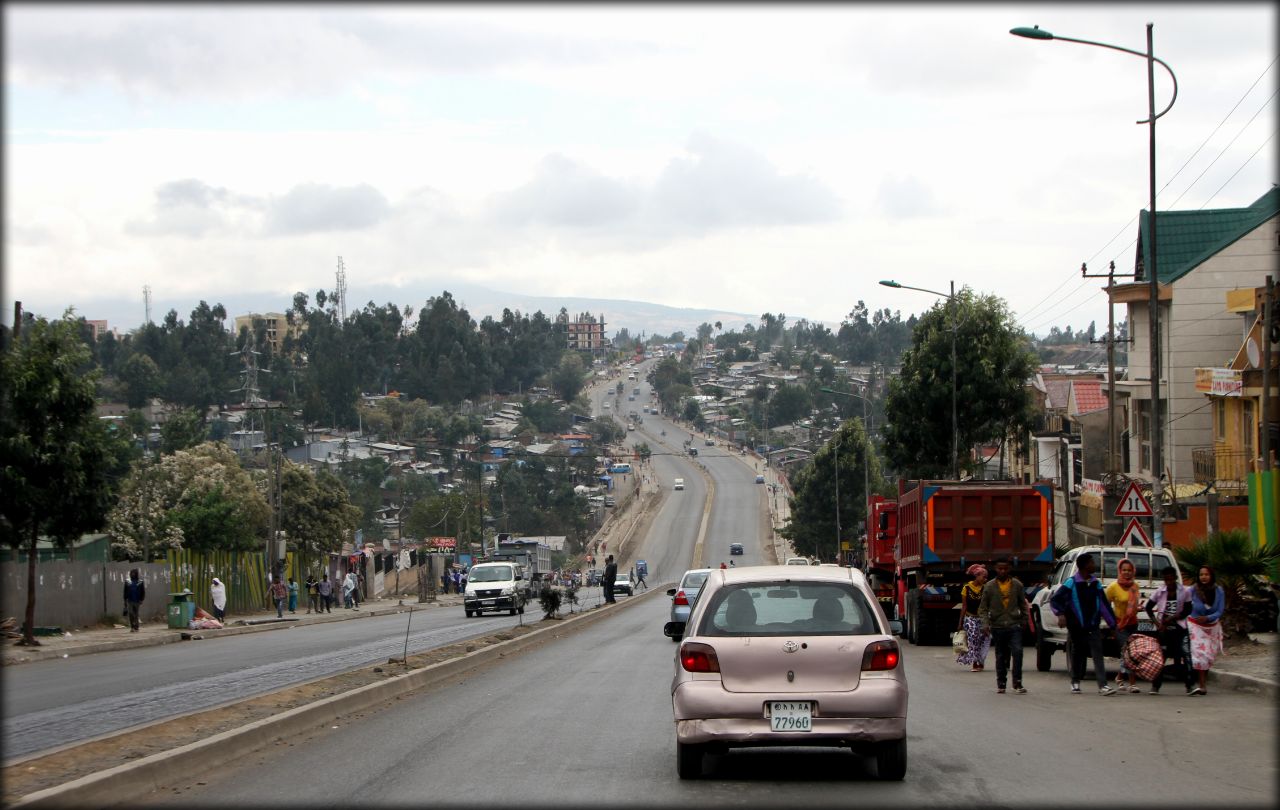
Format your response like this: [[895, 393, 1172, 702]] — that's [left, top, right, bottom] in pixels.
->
[[956, 564, 990, 671], [1105, 558, 1141, 693]]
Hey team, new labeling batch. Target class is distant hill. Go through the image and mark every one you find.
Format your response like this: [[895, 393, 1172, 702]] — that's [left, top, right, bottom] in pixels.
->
[[16, 280, 761, 340]]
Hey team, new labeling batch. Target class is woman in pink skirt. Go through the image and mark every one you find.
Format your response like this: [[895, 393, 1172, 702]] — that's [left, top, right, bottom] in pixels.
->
[[1186, 565, 1225, 696], [956, 564, 991, 671]]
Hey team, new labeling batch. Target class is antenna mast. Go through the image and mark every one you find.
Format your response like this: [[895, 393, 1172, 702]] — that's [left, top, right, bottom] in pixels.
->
[[143, 285, 152, 325], [336, 256, 348, 324]]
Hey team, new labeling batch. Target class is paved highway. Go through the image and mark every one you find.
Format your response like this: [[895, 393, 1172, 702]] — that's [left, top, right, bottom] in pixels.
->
[[139, 592, 1277, 806]]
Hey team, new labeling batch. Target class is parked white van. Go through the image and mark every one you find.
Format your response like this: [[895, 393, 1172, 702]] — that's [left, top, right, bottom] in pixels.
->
[[464, 562, 528, 618], [1029, 545, 1178, 672]]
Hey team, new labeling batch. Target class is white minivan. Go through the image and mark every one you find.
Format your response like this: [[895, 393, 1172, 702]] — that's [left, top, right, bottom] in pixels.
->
[[464, 562, 528, 617], [673, 478, 685, 491]]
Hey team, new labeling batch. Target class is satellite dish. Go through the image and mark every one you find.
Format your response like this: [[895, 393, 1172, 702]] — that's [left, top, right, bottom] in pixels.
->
[[1246, 337, 1261, 369]]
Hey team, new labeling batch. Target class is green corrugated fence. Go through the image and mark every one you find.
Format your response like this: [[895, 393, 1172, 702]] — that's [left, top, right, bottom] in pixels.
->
[[167, 549, 298, 617]]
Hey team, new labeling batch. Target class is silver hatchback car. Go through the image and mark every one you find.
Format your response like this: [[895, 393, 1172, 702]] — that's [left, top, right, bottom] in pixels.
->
[[664, 565, 907, 780], [667, 569, 712, 640]]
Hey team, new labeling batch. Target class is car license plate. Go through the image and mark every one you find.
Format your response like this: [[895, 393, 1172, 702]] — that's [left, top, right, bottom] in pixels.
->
[[482, 600, 495, 605], [769, 701, 812, 732]]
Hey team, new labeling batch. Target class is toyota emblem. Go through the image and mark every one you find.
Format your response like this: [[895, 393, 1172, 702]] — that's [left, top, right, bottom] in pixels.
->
[[782, 640, 799, 653]]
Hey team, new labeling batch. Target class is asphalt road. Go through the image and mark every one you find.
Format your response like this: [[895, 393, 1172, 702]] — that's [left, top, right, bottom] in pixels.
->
[[138, 593, 1278, 807]]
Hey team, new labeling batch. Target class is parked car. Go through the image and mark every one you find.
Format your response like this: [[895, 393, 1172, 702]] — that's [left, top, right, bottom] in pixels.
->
[[664, 565, 907, 780], [1030, 545, 1178, 671], [667, 568, 712, 637], [785, 557, 810, 566], [705, 438, 714, 446], [604, 496, 616, 507], [730, 543, 744, 556], [613, 573, 634, 596]]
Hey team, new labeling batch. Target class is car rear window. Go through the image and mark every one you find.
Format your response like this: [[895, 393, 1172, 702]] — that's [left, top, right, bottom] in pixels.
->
[[1102, 550, 1153, 579], [697, 582, 878, 637], [681, 571, 709, 590]]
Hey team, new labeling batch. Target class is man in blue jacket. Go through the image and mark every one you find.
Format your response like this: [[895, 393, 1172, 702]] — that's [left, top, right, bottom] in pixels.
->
[[1050, 553, 1118, 695]]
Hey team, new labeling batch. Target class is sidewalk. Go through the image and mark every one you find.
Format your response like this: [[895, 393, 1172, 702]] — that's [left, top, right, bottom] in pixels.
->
[[1, 592, 468, 666]]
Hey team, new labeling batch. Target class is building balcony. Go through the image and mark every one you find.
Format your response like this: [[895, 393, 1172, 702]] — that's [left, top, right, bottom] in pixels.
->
[[1191, 446, 1250, 495]]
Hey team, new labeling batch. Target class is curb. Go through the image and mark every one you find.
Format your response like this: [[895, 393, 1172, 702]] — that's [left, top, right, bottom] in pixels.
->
[[1, 604, 438, 665], [11, 586, 666, 808], [1208, 668, 1279, 698]]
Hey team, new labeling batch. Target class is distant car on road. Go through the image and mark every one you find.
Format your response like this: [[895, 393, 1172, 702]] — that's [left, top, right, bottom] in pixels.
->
[[729, 543, 744, 556], [667, 568, 712, 637], [604, 496, 616, 507], [664, 565, 907, 780], [613, 573, 634, 596], [704, 438, 714, 446], [673, 478, 685, 490], [755, 474, 766, 484], [785, 557, 810, 566]]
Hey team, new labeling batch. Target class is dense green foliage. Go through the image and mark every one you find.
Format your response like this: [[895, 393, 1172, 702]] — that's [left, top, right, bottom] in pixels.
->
[[1173, 530, 1280, 640], [780, 418, 883, 561]]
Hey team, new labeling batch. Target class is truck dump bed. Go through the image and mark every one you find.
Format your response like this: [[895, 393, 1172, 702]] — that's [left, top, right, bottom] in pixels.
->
[[895, 480, 1052, 570]]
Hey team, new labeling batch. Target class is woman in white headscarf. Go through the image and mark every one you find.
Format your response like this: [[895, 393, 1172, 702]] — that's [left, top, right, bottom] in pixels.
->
[[210, 577, 227, 622], [343, 571, 358, 609]]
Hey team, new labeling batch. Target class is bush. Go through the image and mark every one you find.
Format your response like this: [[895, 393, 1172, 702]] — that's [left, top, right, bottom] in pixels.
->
[[539, 588, 563, 619]]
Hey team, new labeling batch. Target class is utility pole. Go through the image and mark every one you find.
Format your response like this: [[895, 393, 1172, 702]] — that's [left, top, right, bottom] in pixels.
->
[[1263, 276, 1275, 472], [1084, 260, 1135, 544]]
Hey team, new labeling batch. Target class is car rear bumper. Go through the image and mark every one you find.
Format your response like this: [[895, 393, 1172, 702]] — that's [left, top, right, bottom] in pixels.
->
[[672, 679, 907, 744], [675, 716, 905, 746]]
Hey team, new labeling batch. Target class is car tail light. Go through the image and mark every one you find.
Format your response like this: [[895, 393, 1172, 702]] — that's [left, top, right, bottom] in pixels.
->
[[861, 640, 900, 671], [680, 642, 720, 673], [673, 590, 689, 606]]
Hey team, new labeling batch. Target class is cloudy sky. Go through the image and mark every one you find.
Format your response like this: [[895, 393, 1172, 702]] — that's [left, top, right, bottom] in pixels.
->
[[4, 3, 1276, 336]]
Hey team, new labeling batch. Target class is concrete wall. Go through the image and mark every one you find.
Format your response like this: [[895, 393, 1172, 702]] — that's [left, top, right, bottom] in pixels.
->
[[2, 561, 171, 629]]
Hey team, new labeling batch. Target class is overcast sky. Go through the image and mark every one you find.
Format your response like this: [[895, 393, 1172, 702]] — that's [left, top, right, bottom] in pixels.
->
[[4, 3, 1276, 337]]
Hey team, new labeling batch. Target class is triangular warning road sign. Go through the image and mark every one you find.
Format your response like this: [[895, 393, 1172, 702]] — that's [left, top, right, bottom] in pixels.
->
[[1115, 481, 1154, 517], [1118, 518, 1153, 547]]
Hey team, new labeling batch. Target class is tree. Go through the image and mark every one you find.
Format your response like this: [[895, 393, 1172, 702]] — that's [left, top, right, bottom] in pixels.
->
[[1, 313, 119, 645], [119, 352, 161, 409], [159, 408, 208, 455], [767, 384, 812, 427], [1173, 530, 1280, 643], [107, 442, 270, 558], [781, 418, 881, 560], [549, 352, 587, 403], [881, 290, 1036, 478], [279, 463, 362, 565]]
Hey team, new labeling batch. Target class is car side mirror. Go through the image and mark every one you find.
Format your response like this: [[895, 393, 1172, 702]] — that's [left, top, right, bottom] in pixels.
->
[[664, 621, 686, 638], [667, 588, 677, 597], [888, 620, 904, 636]]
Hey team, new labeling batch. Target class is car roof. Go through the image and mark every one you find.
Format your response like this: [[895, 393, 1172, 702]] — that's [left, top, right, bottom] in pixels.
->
[[707, 565, 866, 586]]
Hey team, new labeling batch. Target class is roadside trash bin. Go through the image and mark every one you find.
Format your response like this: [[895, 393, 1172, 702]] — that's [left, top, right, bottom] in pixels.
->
[[167, 591, 196, 629]]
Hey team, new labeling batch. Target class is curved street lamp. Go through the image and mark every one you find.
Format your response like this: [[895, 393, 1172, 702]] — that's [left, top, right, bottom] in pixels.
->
[[879, 279, 960, 479], [1010, 23, 1177, 548]]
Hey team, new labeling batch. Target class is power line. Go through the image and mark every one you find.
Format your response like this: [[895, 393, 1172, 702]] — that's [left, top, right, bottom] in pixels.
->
[[1196, 128, 1278, 209]]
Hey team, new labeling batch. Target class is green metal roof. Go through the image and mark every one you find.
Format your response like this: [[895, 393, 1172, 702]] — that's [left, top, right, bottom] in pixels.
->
[[1136, 187, 1280, 284]]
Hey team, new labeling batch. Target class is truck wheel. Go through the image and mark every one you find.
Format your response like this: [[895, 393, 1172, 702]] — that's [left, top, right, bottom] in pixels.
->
[[465, 610, 473, 618], [1036, 635, 1054, 672], [907, 594, 919, 646]]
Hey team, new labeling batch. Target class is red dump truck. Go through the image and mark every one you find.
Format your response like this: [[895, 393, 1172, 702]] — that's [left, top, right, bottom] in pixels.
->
[[886, 479, 1055, 646], [865, 494, 899, 617]]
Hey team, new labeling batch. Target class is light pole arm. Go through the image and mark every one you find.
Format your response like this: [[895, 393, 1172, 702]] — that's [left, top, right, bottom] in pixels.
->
[[1010, 28, 1178, 122]]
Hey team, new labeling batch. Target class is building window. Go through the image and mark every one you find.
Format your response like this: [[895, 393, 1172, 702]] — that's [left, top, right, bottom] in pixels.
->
[[1136, 401, 1152, 473], [1216, 399, 1227, 442]]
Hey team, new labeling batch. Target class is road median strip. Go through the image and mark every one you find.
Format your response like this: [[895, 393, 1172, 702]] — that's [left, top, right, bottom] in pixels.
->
[[8, 586, 666, 808]]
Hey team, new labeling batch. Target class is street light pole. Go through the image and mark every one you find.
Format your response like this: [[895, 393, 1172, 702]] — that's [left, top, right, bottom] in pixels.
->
[[878, 279, 960, 478], [821, 386, 874, 566], [1010, 23, 1177, 547]]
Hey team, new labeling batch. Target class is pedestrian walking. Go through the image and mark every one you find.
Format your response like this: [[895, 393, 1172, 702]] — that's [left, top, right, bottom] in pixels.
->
[[210, 577, 227, 622], [343, 571, 358, 609], [451, 569, 461, 595], [978, 557, 1030, 694], [603, 555, 618, 603], [1187, 565, 1225, 696], [1144, 565, 1195, 695], [1050, 552, 1118, 695], [1105, 558, 1142, 693], [287, 577, 299, 614], [305, 574, 320, 614], [269, 574, 288, 618], [441, 571, 451, 594], [123, 568, 146, 632], [956, 564, 990, 672], [318, 573, 333, 613], [636, 567, 648, 591]]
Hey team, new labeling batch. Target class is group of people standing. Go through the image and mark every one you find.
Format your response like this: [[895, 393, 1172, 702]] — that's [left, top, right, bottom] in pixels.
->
[[259, 571, 365, 620], [440, 568, 468, 594], [955, 553, 1227, 696]]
